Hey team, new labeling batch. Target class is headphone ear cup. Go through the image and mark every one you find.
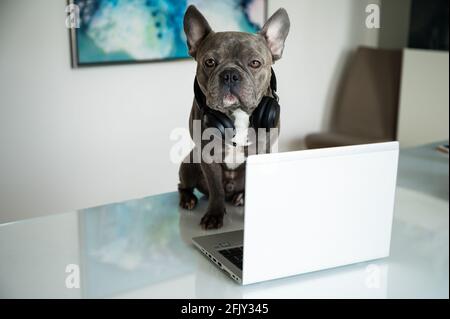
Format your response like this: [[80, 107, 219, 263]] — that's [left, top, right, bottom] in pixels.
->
[[204, 109, 235, 139], [251, 97, 280, 130], [251, 96, 271, 129], [265, 99, 280, 129]]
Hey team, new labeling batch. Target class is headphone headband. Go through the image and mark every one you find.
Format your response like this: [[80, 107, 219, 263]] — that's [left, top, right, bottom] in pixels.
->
[[269, 68, 277, 92]]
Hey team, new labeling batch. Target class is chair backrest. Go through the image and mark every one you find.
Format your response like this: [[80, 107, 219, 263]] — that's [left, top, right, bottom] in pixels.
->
[[331, 47, 403, 140]]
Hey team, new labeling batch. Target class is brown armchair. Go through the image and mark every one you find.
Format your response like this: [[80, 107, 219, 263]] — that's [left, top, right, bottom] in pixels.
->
[[305, 47, 403, 149]]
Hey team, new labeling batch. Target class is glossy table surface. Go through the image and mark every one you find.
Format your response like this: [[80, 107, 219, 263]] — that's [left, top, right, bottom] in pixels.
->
[[0, 142, 448, 298]]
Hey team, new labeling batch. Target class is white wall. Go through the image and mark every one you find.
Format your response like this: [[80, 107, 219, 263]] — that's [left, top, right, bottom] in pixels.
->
[[397, 49, 449, 148], [0, 0, 378, 223]]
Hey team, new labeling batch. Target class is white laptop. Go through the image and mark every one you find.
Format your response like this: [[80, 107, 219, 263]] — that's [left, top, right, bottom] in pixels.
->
[[192, 142, 399, 285]]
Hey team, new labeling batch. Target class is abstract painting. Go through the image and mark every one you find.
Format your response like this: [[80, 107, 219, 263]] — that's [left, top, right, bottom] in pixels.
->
[[69, 0, 267, 67]]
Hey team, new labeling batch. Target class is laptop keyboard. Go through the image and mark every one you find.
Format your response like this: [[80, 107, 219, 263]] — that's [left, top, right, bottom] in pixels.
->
[[218, 246, 243, 270]]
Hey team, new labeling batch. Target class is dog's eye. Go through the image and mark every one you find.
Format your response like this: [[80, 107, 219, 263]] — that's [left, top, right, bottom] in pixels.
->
[[204, 58, 216, 68], [249, 60, 261, 69]]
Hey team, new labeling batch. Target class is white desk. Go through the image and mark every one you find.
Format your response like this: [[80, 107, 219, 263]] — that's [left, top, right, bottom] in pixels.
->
[[0, 143, 448, 298]]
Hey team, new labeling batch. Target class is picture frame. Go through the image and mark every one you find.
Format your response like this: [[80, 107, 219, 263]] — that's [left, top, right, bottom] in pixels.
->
[[68, 0, 268, 68]]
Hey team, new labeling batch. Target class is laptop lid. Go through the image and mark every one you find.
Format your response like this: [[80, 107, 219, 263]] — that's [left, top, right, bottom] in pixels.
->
[[242, 142, 399, 285]]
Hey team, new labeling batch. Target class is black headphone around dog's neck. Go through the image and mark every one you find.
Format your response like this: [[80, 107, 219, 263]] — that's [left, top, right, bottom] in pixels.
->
[[194, 68, 280, 138]]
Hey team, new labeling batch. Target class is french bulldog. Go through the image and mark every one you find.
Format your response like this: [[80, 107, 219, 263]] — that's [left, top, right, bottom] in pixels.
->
[[178, 5, 290, 229]]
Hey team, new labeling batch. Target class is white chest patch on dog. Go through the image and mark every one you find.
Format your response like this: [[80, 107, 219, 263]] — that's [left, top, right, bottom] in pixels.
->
[[224, 109, 250, 170]]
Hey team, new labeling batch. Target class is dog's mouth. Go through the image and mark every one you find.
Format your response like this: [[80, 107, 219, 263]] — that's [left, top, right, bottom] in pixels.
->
[[222, 92, 239, 107], [206, 78, 258, 113]]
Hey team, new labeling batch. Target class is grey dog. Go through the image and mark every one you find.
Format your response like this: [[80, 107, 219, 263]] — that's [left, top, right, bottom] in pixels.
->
[[178, 5, 290, 229]]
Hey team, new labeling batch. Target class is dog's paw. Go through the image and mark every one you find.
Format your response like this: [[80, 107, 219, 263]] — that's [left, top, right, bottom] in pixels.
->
[[179, 191, 198, 210], [231, 192, 245, 206], [200, 209, 225, 229]]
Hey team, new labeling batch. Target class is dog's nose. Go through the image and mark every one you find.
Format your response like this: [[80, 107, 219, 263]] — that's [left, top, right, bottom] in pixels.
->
[[221, 69, 241, 86]]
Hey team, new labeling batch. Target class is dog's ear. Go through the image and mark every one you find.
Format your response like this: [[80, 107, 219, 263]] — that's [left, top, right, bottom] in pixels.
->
[[259, 8, 290, 61], [184, 5, 212, 59]]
